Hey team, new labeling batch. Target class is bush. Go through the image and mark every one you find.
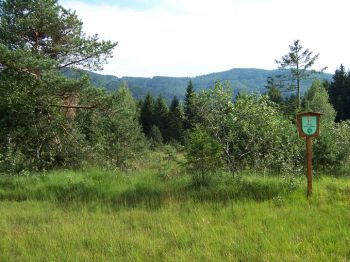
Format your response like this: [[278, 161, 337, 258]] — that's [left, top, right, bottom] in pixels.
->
[[186, 127, 224, 186], [303, 80, 350, 174], [314, 121, 350, 174], [76, 85, 147, 170], [191, 81, 303, 174], [231, 94, 303, 173]]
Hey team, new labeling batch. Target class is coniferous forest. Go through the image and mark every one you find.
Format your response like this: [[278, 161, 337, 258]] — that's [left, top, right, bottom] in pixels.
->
[[0, 0, 349, 260]]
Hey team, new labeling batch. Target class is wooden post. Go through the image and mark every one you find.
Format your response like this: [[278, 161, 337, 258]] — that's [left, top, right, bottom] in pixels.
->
[[306, 136, 312, 197], [296, 112, 322, 198]]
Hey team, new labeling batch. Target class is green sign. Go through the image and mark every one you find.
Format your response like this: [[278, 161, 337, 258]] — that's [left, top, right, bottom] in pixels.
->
[[301, 116, 317, 136]]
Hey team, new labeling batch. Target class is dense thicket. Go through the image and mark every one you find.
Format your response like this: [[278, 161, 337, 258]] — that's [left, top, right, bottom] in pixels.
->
[[183, 79, 350, 184], [190, 81, 302, 174]]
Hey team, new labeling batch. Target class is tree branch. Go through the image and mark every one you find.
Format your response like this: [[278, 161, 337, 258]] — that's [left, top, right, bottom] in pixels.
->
[[57, 54, 96, 69], [49, 104, 97, 109]]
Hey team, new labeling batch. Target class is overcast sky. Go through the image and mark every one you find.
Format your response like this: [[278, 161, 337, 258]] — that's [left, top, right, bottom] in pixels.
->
[[60, 0, 350, 78]]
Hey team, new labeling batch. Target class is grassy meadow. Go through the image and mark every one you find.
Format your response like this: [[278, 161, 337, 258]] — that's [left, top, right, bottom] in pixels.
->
[[0, 152, 349, 261]]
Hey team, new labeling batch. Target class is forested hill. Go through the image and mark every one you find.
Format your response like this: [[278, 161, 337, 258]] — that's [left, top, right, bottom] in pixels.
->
[[66, 68, 332, 102]]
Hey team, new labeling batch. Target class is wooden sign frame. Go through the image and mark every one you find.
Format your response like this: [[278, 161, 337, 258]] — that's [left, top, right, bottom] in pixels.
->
[[296, 112, 322, 138]]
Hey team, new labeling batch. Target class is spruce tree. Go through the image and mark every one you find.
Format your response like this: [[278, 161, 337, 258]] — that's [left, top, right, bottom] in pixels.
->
[[139, 93, 155, 137], [184, 80, 197, 130], [168, 96, 184, 142], [328, 65, 350, 121], [153, 95, 170, 141]]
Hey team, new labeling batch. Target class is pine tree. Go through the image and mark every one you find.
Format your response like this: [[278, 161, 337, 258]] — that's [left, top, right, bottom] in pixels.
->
[[0, 0, 117, 171], [0, 0, 116, 70], [139, 93, 155, 137], [184, 80, 197, 130]]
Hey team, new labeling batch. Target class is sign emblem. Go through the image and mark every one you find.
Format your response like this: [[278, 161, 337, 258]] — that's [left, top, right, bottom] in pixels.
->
[[301, 116, 317, 136]]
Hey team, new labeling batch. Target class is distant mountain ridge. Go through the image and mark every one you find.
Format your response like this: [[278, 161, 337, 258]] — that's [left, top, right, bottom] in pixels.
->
[[65, 68, 333, 102]]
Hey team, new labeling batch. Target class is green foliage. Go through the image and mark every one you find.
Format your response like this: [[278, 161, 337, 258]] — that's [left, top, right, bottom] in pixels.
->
[[139, 92, 154, 137], [328, 64, 350, 121], [302, 80, 350, 173], [77, 85, 147, 169], [265, 76, 284, 104], [232, 94, 302, 172], [168, 96, 184, 143], [153, 96, 169, 141], [139, 94, 185, 144], [0, 0, 117, 172], [191, 81, 302, 173], [149, 125, 163, 148], [303, 80, 336, 122], [0, 46, 87, 172], [184, 80, 197, 130], [186, 128, 223, 186], [0, 0, 116, 70], [312, 121, 350, 173]]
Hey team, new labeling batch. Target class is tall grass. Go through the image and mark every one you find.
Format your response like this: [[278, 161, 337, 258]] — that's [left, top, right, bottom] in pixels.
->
[[0, 152, 349, 261], [0, 168, 303, 207]]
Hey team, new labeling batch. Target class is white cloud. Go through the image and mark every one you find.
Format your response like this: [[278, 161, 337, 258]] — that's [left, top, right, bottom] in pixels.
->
[[61, 0, 350, 77]]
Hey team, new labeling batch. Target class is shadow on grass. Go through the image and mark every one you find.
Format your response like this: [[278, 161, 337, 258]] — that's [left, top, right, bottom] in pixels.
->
[[111, 184, 164, 210], [0, 174, 301, 210]]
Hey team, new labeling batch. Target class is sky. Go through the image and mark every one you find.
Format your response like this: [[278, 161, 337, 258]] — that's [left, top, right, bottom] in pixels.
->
[[60, 0, 350, 78]]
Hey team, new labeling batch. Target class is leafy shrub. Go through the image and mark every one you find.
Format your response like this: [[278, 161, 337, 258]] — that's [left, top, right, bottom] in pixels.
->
[[303, 80, 350, 174], [186, 127, 224, 186], [190, 81, 303, 174], [76, 85, 147, 170], [314, 120, 350, 174]]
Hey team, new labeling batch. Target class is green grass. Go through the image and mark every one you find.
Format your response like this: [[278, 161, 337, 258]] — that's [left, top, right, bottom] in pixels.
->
[[0, 153, 349, 261]]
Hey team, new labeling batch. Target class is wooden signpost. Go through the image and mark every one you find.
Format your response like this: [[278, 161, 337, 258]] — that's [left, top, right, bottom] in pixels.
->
[[296, 112, 322, 197]]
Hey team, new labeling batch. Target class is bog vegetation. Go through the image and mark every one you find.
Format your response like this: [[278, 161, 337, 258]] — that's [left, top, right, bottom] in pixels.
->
[[0, 0, 349, 260]]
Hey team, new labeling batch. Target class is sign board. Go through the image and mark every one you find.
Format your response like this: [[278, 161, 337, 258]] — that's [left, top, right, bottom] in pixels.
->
[[301, 116, 317, 136], [296, 112, 322, 197], [296, 112, 322, 138]]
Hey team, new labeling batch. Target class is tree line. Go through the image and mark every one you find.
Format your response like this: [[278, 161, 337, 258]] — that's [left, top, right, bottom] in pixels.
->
[[138, 80, 196, 146]]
